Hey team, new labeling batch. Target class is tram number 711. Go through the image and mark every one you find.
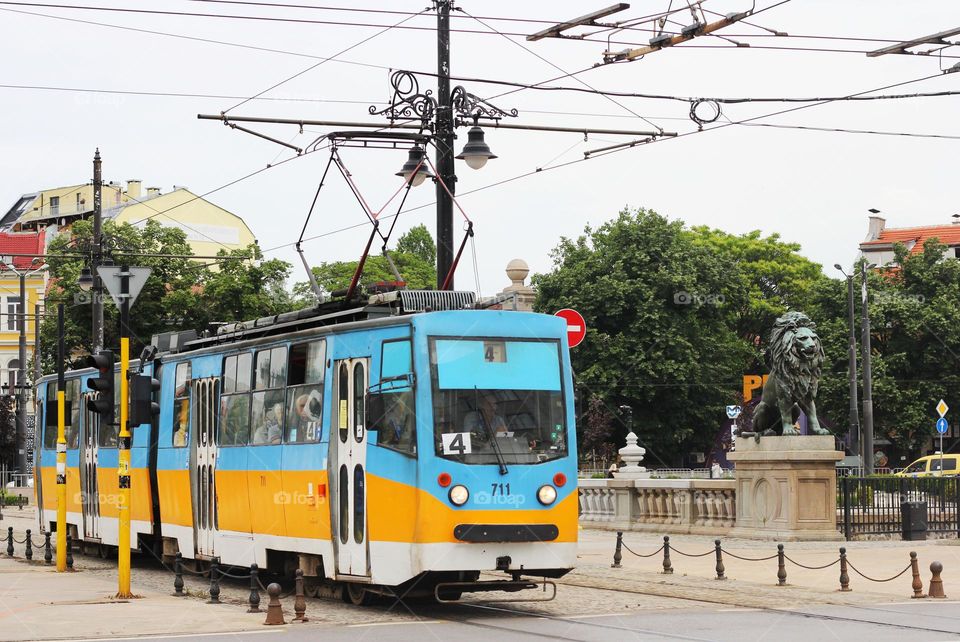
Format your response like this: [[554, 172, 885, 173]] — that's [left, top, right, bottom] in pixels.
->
[[491, 483, 511, 495]]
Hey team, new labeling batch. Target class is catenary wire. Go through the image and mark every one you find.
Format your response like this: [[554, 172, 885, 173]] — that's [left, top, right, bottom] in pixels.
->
[[2, 1, 951, 59], [259, 71, 951, 257], [221, 7, 429, 114], [458, 6, 663, 132]]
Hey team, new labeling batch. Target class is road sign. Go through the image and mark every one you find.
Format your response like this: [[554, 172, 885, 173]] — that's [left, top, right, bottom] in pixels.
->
[[725, 405, 742, 419], [937, 399, 949, 417], [937, 417, 949, 434], [98, 266, 152, 308], [555, 308, 586, 348]]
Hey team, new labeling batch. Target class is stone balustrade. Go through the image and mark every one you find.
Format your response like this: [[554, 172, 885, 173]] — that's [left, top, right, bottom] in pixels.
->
[[579, 478, 737, 535]]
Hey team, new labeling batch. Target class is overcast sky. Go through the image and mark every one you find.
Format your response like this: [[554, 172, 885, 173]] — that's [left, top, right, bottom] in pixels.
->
[[1, 0, 957, 296]]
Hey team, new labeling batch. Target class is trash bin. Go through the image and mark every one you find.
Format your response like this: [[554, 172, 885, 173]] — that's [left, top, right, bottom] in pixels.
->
[[901, 501, 927, 541]]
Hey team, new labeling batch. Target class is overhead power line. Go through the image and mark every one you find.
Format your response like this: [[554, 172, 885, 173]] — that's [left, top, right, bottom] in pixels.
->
[[0, 83, 383, 104], [734, 122, 960, 140]]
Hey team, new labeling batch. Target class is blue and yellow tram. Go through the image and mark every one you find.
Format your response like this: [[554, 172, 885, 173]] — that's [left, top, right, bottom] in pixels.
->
[[34, 293, 578, 601]]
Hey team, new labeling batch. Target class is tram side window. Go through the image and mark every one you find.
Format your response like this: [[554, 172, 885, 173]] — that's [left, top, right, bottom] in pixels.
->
[[43, 382, 57, 449], [251, 347, 286, 445], [220, 354, 252, 446], [285, 340, 325, 443], [96, 371, 120, 448], [172, 362, 191, 447], [370, 338, 416, 455], [65, 379, 80, 449]]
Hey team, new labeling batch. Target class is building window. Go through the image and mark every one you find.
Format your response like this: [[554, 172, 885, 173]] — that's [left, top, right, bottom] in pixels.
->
[[7, 359, 18, 392], [76, 193, 81, 212], [49, 196, 59, 215], [6, 297, 21, 331], [954, 247, 959, 259]]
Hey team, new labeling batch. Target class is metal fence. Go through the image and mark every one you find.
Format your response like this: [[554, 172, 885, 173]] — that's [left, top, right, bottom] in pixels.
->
[[839, 476, 959, 539]]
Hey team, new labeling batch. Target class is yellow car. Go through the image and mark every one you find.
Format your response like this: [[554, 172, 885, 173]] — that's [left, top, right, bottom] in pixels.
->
[[895, 454, 960, 477]]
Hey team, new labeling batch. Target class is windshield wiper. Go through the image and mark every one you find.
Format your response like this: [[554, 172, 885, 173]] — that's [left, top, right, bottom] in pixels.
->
[[474, 387, 508, 475]]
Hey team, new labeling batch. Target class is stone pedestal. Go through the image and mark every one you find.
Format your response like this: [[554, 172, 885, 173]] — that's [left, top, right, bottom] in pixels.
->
[[613, 431, 650, 480], [727, 436, 843, 541]]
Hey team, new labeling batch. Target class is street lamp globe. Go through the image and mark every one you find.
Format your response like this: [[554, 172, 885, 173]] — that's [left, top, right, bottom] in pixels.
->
[[78, 266, 94, 292], [395, 146, 435, 187], [455, 125, 497, 170]]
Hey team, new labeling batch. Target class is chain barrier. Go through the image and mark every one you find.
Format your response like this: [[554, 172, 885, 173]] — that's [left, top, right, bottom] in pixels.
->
[[621, 542, 664, 558], [721, 550, 779, 562], [783, 555, 841, 570], [610, 533, 934, 596], [846, 558, 912, 583]]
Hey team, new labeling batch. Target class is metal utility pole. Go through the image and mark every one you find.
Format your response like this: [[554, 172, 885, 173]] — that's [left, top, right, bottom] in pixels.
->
[[435, 0, 455, 290], [844, 274, 861, 467], [860, 262, 875, 475], [116, 266, 132, 598], [16, 272, 26, 476], [92, 148, 104, 353]]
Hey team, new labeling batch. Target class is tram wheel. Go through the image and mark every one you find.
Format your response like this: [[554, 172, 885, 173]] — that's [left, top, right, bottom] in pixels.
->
[[343, 582, 374, 606]]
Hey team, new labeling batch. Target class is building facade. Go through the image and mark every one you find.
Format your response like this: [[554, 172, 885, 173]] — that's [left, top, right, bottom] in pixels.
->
[[860, 214, 960, 266], [3, 180, 256, 257], [0, 232, 46, 395]]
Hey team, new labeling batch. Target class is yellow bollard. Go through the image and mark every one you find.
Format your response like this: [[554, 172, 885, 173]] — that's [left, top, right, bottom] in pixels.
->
[[55, 390, 67, 572], [116, 337, 132, 599]]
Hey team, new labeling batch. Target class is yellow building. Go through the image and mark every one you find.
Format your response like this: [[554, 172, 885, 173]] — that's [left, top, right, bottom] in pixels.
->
[[2, 180, 256, 257]]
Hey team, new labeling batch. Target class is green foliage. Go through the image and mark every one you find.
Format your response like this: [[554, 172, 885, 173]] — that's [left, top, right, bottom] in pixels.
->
[[813, 241, 960, 455], [533, 208, 757, 458], [40, 220, 295, 371], [293, 226, 437, 299]]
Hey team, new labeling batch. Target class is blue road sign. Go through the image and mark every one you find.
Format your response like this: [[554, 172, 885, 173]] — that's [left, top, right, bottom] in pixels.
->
[[937, 417, 949, 434], [726, 405, 742, 419]]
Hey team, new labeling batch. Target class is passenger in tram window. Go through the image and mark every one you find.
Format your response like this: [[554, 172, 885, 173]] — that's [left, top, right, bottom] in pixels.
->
[[287, 388, 322, 443], [380, 391, 415, 453], [253, 401, 283, 444]]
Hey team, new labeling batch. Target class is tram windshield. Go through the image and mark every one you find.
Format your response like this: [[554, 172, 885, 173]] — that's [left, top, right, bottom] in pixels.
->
[[430, 338, 567, 465]]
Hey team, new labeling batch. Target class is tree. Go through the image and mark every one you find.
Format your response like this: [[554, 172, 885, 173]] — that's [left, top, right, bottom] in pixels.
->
[[533, 208, 753, 460], [294, 226, 438, 299], [40, 220, 296, 372], [396, 224, 436, 265]]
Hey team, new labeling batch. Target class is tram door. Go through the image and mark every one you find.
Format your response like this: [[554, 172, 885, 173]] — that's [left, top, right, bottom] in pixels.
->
[[79, 393, 100, 540], [190, 379, 219, 557], [334, 359, 369, 577]]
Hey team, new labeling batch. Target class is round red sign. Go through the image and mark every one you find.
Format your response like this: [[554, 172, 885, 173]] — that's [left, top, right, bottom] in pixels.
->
[[554, 308, 586, 348]]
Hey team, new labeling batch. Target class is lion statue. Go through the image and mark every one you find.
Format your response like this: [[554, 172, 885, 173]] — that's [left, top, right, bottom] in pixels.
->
[[752, 311, 830, 436]]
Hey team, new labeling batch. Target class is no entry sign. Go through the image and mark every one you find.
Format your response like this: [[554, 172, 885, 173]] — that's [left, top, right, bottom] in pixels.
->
[[555, 308, 586, 348]]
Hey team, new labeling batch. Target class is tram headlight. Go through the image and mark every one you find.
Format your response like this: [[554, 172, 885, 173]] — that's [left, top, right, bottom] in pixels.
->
[[448, 484, 470, 506], [537, 485, 558, 506]]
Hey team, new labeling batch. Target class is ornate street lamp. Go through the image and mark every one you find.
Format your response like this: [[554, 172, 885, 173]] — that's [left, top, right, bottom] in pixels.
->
[[77, 266, 94, 292], [456, 122, 497, 170], [395, 146, 435, 187]]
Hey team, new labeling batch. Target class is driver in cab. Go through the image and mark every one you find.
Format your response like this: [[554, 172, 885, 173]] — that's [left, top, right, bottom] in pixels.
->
[[463, 394, 508, 435]]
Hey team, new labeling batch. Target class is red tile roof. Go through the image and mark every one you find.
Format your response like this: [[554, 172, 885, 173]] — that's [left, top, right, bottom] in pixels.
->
[[0, 231, 45, 269], [860, 224, 960, 254]]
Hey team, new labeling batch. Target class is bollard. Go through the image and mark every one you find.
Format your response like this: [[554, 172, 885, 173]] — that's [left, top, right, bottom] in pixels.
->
[[6, 526, 12, 557], [264, 583, 286, 625], [43, 532, 52, 565], [839, 547, 850, 592], [714, 539, 725, 580], [929, 561, 946, 598], [611, 531, 623, 568], [24, 529, 32, 561], [207, 557, 221, 604], [173, 552, 185, 596], [910, 552, 925, 599], [248, 563, 261, 613], [777, 544, 787, 586], [662, 536, 673, 574], [293, 569, 308, 622], [66, 535, 73, 570]]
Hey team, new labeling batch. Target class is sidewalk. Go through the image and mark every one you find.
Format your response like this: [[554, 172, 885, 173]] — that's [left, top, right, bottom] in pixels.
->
[[576, 527, 960, 602], [0, 555, 267, 641]]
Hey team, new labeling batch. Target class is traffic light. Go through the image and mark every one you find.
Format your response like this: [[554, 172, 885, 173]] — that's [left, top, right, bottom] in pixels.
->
[[128, 374, 160, 427], [86, 350, 115, 422]]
